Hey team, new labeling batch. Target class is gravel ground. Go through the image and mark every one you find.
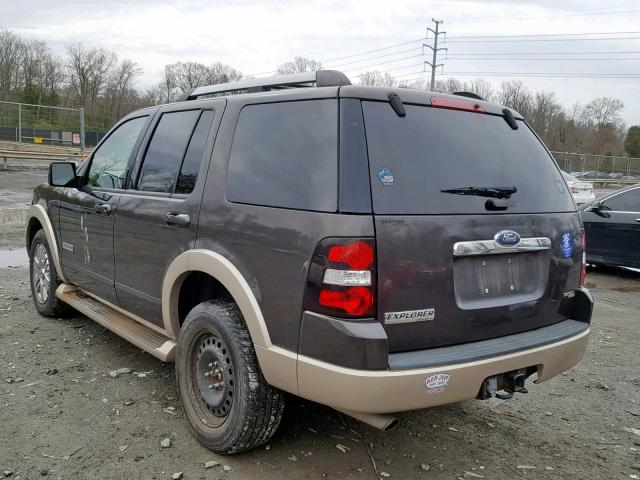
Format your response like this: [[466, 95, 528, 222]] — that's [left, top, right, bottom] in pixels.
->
[[1, 169, 639, 479]]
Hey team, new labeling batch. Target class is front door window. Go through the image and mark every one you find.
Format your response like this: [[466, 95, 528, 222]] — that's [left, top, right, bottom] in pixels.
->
[[87, 116, 148, 189]]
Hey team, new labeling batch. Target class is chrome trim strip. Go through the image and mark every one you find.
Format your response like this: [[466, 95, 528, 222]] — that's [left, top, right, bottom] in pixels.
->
[[453, 237, 551, 257]]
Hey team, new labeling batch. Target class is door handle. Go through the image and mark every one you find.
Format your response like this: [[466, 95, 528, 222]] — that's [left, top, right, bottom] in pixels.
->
[[94, 203, 112, 215], [165, 212, 191, 228], [636, 218, 640, 223]]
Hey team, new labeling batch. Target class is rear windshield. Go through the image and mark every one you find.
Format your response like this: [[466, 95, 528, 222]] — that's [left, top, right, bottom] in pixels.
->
[[362, 101, 575, 215]]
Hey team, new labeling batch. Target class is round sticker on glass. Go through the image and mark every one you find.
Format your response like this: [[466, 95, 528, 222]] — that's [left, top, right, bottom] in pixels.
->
[[377, 167, 394, 186], [560, 232, 573, 258]]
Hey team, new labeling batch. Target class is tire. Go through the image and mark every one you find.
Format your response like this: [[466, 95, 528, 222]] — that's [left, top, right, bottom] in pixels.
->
[[176, 300, 285, 454], [29, 229, 71, 317]]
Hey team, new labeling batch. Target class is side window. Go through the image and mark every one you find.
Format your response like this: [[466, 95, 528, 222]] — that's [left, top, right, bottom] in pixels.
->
[[227, 99, 338, 212], [176, 110, 214, 194], [87, 116, 147, 189], [138, 110, 201, 193], [604, 188, 640, 212]]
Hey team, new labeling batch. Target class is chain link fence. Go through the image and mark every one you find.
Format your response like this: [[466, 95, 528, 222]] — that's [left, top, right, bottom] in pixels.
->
[[0, 101, 106, 149], [551, 151, 640, 182]]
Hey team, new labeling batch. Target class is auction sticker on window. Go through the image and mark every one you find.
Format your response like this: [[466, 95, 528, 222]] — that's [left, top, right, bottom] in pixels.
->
[[425, 373, 450, 394]]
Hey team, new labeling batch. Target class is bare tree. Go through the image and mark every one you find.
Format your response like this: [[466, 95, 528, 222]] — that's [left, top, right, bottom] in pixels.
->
[[158, 61, 243, 100], [276, 57, 322, 75], [66, 43, 115, 107], [580, 97, 624, 127], [463, 79, 493, 101], [498, 81, 532, 117], [434, 78, 463, 93], [206, 62, 242, 84], [159, 64, 178, 103], [359, 71, 396, 87], [0, 28, 24, 97], [398, 78, 427, 90], [106, 59, 142, 121], [529, 91, 562, 138]]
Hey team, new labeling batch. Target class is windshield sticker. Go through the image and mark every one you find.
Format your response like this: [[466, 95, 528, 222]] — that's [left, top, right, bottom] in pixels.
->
[[555, 179, 566, 193], [425, 373, 450, 394], [377, 167, 394, 186], [560, 233, 574, 258]]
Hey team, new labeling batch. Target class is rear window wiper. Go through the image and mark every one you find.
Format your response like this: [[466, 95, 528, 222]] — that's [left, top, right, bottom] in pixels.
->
[[440, 186, 518, 199]]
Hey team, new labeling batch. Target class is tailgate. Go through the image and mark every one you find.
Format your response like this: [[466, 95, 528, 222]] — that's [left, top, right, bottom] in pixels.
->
[[360, 98, 580, 352], [375, 213, 583, 351]]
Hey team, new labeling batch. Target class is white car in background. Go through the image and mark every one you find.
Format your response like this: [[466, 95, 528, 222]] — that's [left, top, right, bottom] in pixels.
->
[[562, 172, 595, 206]]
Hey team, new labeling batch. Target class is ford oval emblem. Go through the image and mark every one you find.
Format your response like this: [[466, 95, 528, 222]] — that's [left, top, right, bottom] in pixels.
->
[[495, 230, 521, 247]]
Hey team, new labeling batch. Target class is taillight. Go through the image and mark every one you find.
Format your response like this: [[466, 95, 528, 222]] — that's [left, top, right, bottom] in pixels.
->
[[570, 187, 579, 193], [319, 287, 374, 316], [304, 238, 376, 318], [579, 232, 587, 286], [431, 96, 485, 113], [327, 241, 374, 270]]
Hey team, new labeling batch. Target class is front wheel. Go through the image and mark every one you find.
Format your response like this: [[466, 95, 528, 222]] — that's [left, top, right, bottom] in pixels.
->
[[176, 300, 285, 454], [29, 229, 70, 317]]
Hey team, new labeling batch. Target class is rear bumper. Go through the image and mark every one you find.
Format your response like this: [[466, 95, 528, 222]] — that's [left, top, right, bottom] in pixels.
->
[[295, 325, 590, 414]]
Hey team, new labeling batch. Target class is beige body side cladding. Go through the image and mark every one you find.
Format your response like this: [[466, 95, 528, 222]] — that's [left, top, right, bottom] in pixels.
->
[[49, 242, 589, 421], [162, 250, 271, 345], [296, 328, 590, 415], [162, 249, 299, 393], [27, 204, 67, 283]]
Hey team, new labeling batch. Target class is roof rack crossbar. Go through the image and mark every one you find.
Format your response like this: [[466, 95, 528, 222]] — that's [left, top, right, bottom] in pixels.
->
[[183, 70, 351, 101]]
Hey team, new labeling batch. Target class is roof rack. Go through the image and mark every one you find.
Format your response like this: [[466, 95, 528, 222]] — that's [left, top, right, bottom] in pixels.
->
[[182, 70, 351, 101]]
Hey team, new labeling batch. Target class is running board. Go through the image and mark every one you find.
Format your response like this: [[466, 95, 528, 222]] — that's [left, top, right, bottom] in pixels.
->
[[56, 284, 176, 362]]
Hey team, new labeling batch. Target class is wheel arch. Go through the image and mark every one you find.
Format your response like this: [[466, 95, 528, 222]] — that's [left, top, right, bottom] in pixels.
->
[[162, 249, 272, 347], [26, 204, 67, 283]]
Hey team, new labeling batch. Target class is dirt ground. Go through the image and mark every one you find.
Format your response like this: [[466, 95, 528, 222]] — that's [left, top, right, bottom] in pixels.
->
[[1, 168, 639, 479]]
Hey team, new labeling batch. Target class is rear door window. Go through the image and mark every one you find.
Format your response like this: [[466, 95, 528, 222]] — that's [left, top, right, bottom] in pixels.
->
[[362, 101, 574, 215], [176, 110, 214, 194], [138, 110, 201, 193], [226, 99, 338, 212]]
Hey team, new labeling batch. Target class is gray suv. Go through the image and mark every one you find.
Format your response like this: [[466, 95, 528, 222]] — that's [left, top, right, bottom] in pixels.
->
[[26, 70, 593, 453]]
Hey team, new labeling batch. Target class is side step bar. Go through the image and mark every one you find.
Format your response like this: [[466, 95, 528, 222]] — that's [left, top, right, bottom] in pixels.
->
[[56, 284, 176, 362]]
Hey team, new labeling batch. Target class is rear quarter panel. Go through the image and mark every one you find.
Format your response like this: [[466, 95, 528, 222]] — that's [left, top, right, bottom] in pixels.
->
[[196, 92, 374, 351]]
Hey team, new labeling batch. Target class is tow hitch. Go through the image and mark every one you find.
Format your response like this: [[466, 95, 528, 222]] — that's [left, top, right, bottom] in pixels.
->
[[477, 368, 531, 400]]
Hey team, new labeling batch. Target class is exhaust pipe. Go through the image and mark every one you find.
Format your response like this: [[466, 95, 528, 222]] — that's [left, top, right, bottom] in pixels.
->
[[335, 408, 398, 431]]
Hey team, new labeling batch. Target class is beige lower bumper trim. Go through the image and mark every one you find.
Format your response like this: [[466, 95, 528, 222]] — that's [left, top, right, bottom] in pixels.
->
[[296, 329, 590, 414]]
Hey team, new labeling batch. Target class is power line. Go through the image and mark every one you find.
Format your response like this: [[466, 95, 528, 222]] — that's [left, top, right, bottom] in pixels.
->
[[325, 46, 421, 69], [445, 57, 640, 61], [244, 38, 424, 77], [246, 28, 640, 79], [395, 72, 640, 79], [453, 6, 640, 24], [445, 30, 640, 40], [445, 36, 640, 44], [336, 55, 423, 74], [443, 50, 640, 56]]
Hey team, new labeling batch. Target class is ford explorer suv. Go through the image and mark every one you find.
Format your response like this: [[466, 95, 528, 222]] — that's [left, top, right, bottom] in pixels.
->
[[26, 70, 593, 453]]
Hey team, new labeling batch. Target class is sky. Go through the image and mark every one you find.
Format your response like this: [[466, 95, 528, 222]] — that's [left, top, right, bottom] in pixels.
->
[[2, 0, 640, 124]]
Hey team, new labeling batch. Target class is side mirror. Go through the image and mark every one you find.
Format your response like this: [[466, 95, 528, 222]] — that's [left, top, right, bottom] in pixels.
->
[[590, 200, 602, 211], [48, 162, 78, 187]]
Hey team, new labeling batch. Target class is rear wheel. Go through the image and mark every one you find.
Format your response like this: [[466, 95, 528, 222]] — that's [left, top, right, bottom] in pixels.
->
[[29, 230, 70, 317], [176, 300, 285, 453]]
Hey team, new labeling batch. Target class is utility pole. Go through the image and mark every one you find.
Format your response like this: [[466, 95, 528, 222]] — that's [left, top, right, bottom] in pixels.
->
[[423, 19, 447, 91]]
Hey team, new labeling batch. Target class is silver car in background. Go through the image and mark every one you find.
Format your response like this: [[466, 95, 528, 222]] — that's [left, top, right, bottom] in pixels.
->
[[563, 172, 595, 206]]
